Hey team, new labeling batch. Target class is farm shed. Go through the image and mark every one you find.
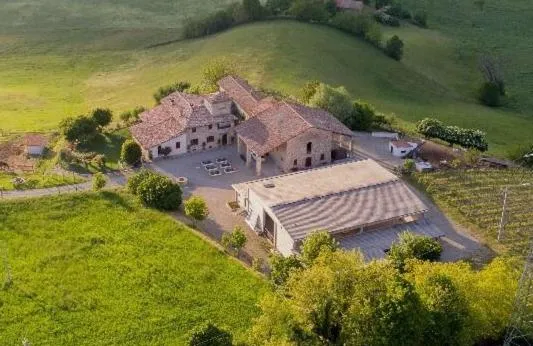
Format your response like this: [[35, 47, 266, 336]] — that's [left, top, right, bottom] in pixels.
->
[[23, 134, 48, 156], [389, 140, 417, 157]]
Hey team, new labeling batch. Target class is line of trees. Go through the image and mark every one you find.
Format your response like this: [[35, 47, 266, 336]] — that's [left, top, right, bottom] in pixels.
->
[[416, 117, 489, 151]]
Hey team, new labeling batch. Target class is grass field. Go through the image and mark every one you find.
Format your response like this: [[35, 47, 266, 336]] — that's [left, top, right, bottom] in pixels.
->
[[415, 169, 533, 256], [0, 1, 532, 156], [0, 171, 84, 191], [0, 192, 267, 344]]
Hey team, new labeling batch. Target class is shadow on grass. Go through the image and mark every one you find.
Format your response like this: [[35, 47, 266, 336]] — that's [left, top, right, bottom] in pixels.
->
[[75, 129, 130, 172], [99, 190, 135, 212]]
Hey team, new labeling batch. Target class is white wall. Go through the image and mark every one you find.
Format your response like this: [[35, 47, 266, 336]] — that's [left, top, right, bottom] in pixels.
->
[[275, 225, 296, 256], [150, 133, 187, 159], [26, 145, 44, 156]]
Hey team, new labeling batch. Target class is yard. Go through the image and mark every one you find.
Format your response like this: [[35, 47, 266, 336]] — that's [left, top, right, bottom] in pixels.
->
[[0, 171, 84, 191], [0, 192, 268, 344]]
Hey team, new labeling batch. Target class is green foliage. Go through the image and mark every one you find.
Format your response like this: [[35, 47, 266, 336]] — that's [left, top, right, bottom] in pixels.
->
[[153, 81, 191, 104], [300, 231, 338, 266], [91, 108, 113, 129], [374, 11, 400, 27], [127, 169, 154, 194], [478, 81, 502, 107], [413, 10, 428, 28], [92, 172, 106, 191], [508, 144, 533, 168], [221, 226, 247, 255], [308, 83, 352, 122], [375, 0, 392, 9], [385, 35, 404, 60], [331, 12, 383, 47], [288, 0, 331, 23], [135, 172, 183, 210], [416, 118, 488, 151], [241, 0, 266, 21], [183, 9, 235, 39], [386, 3, 412, 19], [388, 232, 442, 271], [202, 59, 235, 92], [403, 158, 416, 174], [188, 323, 233, 346], [416, 117, 444, 139], [269, 253, 303, 286], [0, 192, 267, 344], [184, 195, 209, 225], [265, 0, 292, 15], [364, 22, 383, 47], [300, 80, 320, 103], [59, 115, 99, 145], [120, 139, 142, 166], [119, 106, 146, 125], [348, 101, 376, 130]]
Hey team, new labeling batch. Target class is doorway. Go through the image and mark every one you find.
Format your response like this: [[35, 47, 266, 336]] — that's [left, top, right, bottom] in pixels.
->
[[305, 157, 312, 167], [222, 134, 228, 145]]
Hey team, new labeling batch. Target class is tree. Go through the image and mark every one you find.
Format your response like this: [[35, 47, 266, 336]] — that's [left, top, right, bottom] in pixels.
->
[[308, 83, 352, 122], [188, 323, 232, 346], [269, 253, 303, 286], [184, 195, 209, 226], [347, 101, 375, 130], [241, 0, 265, 21], [92, 173, 106, 191], [136, 173, 183, 210], [300, 231, 338, 266], [127, 169, 153, 195], [301, 80, 320, 103], [153, 81, 190, 104], [221, 226, 247, 256], [402, 158, 416, 174], [202, 59, 235, 92], [59, 115, 99, 145], [91, 108, 113, 129], [288, 0, 331, 23], [119, 106, 146, 125], [120, 139, 142, 166], [478, 81, 502, 107], [385, 35, 404, 60], [479, 55, 505, 96], [388, 232, 443, 271], [265, 0, 292, 15]]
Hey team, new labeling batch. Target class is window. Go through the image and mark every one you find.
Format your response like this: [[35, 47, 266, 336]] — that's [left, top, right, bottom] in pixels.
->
[[208, 124, 212, 130], [306, 142, 312, 154], [192, 127, 196, 133], [320, 153, 325, 161], [190, 139, 199, 146], [293, 159, 297, 166], [207, 136, 214, 143], [175, 142, 181, 149]]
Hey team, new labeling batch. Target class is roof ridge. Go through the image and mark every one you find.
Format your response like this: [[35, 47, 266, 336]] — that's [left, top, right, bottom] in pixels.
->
[[228, 75, 261, 102], [283, 100, 314, 129]]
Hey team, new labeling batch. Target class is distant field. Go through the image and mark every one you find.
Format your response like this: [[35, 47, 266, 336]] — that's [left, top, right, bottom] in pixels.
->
[[0, 192, 267, 344], [0, 0, 532, 156]]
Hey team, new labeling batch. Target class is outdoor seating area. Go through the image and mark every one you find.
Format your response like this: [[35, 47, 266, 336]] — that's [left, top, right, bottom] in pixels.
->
[[202, 156, 239, 177]]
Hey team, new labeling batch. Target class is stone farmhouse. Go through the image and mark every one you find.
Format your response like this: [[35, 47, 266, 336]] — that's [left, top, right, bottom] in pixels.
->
[[131, 75, 353, 175]]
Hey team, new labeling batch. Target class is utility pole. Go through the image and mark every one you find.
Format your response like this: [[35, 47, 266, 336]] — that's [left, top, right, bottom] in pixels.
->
[[504, 243, 533, 346], [498, 186, 509, 242]]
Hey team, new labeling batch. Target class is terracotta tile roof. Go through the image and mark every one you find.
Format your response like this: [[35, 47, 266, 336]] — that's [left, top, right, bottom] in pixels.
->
[[235, 100, 352, 156], [206, 91, 231, 104], [23, 134, 48, 147], [218, 75, 265, 116]]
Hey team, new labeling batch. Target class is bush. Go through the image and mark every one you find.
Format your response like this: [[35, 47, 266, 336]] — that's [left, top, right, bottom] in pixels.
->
[[91, 154, 106, 170], [416, 118, 444, 139], [265, 0, 292, 15], [269, 253, 303, 286], [385, 35, 404, 60], [478, 81, 502, 107], [59, 115, 99, 145], [202, 58, 235, 92], [348, 101, 376, 130], [188, 323, 232, 346], [386, 3, 411, 19], [91, 108, 113, 129], [413, 10, 428, 28], [301, 80, 320, 103], [153, 81, 191, 104], [241, 0, 266, 21], [364, 22, 383, 47], [374, 11, 400, 27], [300, 231, 338, 265], [416, 118, 488, 151], [127, 170, 153, 195], [221, 226, 247, 256], [183, 9, 235, 39], [308, 83, 353, 122], [120, 139, 142, 166], [288, 0, 331, 23], [508, 144, 533, 168], [133, 172, 183, 210], [92, 173, 106, 191], [120, 106, 146, 125], [402, 159, 416, 174], [389, 232, 442, 271], [184, 195, 209, 226], [331, 12, 382, 46]]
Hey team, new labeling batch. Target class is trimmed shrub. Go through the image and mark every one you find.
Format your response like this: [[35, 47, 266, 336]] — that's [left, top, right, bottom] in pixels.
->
[[188, 323, 232, 346], [416, 118, 444, 139], [127, 170, 153, 195], [153, 81, 191, 104], [92, 173, 106, 191], [385, 35, 404, 60], [184, 195, 209, 226], [91, 108, 113, 129], [136, 173, 182, 210], [288, 0, 331, 23], [478, 81, 502, 107], [389, 232, 442, 271], [120, 139, 142, 166], [416, 118, 488, 151]]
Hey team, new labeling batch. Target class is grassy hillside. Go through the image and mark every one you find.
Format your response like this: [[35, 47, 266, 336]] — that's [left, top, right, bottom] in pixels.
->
[[0, 192, 267, 344], [0, 0, 532, 155]]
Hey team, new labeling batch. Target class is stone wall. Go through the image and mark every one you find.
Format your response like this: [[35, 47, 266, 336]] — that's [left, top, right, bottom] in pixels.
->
[[284, 128, 332, 172]]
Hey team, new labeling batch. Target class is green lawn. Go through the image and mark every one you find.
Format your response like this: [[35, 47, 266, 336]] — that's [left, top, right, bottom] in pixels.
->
[[1, 0, 532, 156], [0, 171, 84, 191], [0, 192, 268, 344]]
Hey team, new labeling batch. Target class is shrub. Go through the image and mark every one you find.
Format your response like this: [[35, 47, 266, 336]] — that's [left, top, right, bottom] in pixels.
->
[[91, 154, 106, 170], [120, 139, 142, 166], [300, 231, 338, 265], [364, 22, 383, 47], [241, 0, 266, 21], [119, 106, 146, 125], [388, 232, 442, 271], [202, 58, 235, 92], [183, 9, 235, 39], [416, 118, 444, 139], [402, 159, 416, 174], [91, 108, 113, 129], [386, 3, 411, 19], [301, 80, 320, 103], [374, 11, 400, 27], [269, 253, 303, 286], [59, 115, 99, 145], [413, 10, 428, 28], [221, 226, 247, 256], [478, 81, 502, 107], [288, 0, 331, 23], [348, 101, 376, 130], [92, 173, 106, 191], [184, 195, 209, 226], [188, 323, 232, 346], [385, 35, 404, 60], [153, 81, 191, 104], [265, 0, 292, 15], [308, 83, 352, 122], [508, 144, 533, 168], [127, 170, 153, 195], [136, 173, 182, 210]]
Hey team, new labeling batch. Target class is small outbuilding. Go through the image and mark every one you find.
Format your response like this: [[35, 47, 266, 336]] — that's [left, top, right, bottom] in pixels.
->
[[23, 134, 48, 156], [335, 0, 365, 11], [389, 140, 417, 157]]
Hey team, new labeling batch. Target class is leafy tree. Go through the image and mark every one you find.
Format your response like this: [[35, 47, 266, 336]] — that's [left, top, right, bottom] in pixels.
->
[[202, 59, 235, 92], [221, 226, 247, 256], [364, 21, 383, 47], [92, 173, 106, 191], [91, 108, 113, 129], [119, 106, 146, 125], [388, 232, 442, 271], [153, 81, 191, 104], [269, 253, 303, 286], [127, 169, 153, 195], [300, 231, 338, 266], [241, 0, 266, 21], [301, 80, 320, 103], [188, 322, 232, 346], [120, 139, 142, 166], [417, 118, 444, 139], [332, 12, 378, 43], [385, 35, 404, 60], [183, 9, 235, 39], [413, 10, 428, 28], [479, 55, 505, 96], [308, 83, 352, 122], [478, 81, 502, 107], [347, 101, 375, 130], [136, 173, 183, 210], [59, 115, 99, 145], [184, 195, 209, 226], [288, 0, 331, 23], [265, 0, 292, 15], [418, 274, 469, 346]]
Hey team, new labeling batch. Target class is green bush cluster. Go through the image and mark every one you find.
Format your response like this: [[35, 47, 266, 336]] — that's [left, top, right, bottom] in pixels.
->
[[127, 170, 182, 210], [153, 81, 191, 104], [374, 11, 400, 27], [416, 117, 489, 151], [388, 232, 443, 271], [120, 139, 142, 166], [59, 108, 113, 145], [92, 172, 106, 191], [331, 12, 383, 47], [119, 106, 146, 125], [385, 35, 404, 60]]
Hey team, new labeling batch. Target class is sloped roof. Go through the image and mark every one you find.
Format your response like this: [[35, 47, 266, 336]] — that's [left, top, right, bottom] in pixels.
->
[[218, 75, 265, 116], [23, 134, 48, 147]]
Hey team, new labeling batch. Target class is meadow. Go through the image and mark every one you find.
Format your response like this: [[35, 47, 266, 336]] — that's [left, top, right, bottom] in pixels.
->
[[0, 192, 268, 344], [0, 0, 532, 156]]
